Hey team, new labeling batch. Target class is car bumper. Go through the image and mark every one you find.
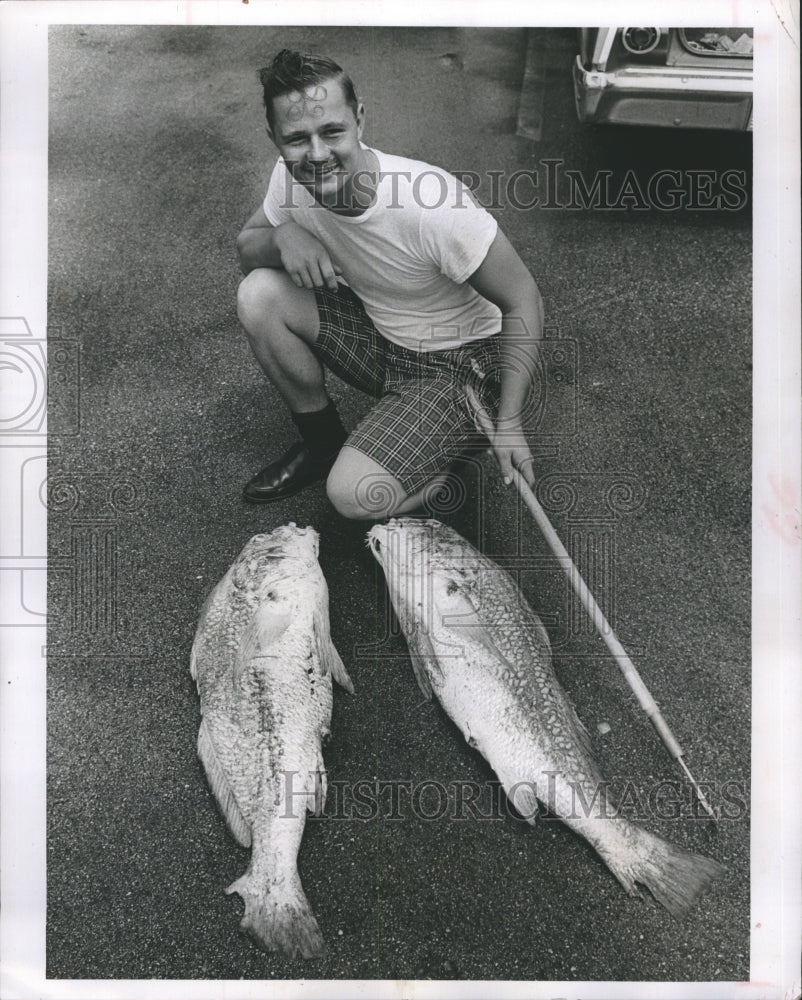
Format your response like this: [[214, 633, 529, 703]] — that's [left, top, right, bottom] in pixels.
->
[[572, 55, 753, 130]]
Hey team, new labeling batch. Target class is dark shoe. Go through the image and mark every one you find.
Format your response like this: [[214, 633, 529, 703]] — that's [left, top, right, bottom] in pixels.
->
[[242, 442, 337, 504]]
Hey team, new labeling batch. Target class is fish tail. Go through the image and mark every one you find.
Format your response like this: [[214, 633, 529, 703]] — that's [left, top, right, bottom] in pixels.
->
[[225, 873, 325, 958], [604, 825, 726, 918]]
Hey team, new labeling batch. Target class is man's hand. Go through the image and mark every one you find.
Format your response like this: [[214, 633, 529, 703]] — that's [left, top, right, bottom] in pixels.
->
[[465, 385, 536, 491], [466, 230, 543, 494], [274, 223, 342, 291], [237, 206, 343, 288], [488, 420, 536, 490]]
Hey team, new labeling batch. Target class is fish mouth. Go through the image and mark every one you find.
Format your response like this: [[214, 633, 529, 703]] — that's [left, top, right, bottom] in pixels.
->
[[250, 523, 319, 558], [367, 517, 444, 540], [367, 519, 446, 566], [366, 525, 385, 558], [371, 517, 445, 542]]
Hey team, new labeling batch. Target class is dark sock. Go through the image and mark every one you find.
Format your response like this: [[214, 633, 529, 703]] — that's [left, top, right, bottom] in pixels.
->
[[291, 402, 348, 461]]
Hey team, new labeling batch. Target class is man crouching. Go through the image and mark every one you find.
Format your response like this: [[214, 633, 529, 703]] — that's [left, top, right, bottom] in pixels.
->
[[237, 49, 543, 519]]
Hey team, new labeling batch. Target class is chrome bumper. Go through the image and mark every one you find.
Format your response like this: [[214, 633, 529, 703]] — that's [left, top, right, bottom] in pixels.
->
[[573, 55, 753, 130]]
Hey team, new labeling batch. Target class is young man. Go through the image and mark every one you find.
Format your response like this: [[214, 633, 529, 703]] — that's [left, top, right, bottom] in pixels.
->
[[237, 50, 543, 519]]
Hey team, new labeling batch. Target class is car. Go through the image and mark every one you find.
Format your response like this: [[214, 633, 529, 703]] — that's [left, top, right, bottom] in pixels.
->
[[572, 27, 753, 131]]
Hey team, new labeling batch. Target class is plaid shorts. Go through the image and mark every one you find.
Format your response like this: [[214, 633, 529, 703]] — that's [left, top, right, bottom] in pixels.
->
[[312, 284, 502, 495]]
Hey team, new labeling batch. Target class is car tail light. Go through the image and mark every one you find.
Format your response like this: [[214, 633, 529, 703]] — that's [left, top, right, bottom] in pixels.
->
[[621, 27, 662, 54]]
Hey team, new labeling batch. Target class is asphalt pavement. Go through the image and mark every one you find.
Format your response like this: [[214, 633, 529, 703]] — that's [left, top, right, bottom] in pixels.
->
[[47, 26, 752, 984]]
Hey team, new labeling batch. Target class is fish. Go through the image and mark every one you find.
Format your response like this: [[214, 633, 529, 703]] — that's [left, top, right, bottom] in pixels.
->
[[190, 524, 353, 957], [367, 517, 725, 917]]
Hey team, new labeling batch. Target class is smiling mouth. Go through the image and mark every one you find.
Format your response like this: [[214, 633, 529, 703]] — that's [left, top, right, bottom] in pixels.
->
[[307, 162, 340, 179]]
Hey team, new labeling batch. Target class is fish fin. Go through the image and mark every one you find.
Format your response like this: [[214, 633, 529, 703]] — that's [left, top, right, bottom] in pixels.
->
[[189, 639, 202, 686], [317, 632, 354, 693], [234, 605, 292, 684], [528, 609, 552, 650], [314, 763, 327, 817], [313, 602, 354, 693], [406, 623, 435, 699], [440, 586, 520, 672], [442, 575, 554, 661], [242, 604, 292, 657], [563, 701, 599, 772], [306, 746, 328, 817], [197, 719, 251, 848], [225, 871, 325, 959], [190, 583, 226, 683], [603, 826, 726, 918], [329, 651, 354, 694], [506, 781, 540, 825]]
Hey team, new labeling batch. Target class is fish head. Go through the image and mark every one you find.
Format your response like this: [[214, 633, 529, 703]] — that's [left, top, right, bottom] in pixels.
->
[[367, 518, 441, 572], [367, 518, 480, 619], [368, 519, 521, 673], [246, 523, 319, 558], [368, 518, 471, 567], [232, 525, 320, 590]]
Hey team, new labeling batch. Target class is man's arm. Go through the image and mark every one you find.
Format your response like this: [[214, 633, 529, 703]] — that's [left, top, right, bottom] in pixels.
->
[[467, 229, 544, 489], [236, 205, 284, 273], [237, 205, 341, 290]]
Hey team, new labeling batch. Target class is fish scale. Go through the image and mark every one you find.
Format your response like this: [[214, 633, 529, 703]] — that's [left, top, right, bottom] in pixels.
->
[[368, 517, 725, 918], [190, 525, 353, 957]]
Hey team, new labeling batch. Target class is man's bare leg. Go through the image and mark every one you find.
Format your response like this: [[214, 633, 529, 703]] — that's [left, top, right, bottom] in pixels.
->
[[326, 446, 454, 520], [237, 268, 347, 501], [237, 267, 327, 411]]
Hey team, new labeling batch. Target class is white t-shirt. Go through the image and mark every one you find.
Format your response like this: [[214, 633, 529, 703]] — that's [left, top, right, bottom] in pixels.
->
[[263, 147, 501, 352]]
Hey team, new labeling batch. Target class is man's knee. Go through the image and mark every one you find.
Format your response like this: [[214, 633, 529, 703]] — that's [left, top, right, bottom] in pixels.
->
[[237, 268, 286, 330], [237, 268, 319, 346], [326, 455, 406, 520]]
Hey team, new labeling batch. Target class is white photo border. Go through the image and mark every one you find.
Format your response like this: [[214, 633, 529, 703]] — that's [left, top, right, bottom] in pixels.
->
[[0, 2, 799, 998]]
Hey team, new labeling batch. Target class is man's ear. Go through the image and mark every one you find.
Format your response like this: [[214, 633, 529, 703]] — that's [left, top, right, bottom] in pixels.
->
[[355, 102, 366, 140], [264, 103, 279, 145]]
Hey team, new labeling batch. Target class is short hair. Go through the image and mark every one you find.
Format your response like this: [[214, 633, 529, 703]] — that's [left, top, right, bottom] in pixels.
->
[[259, 50, 359, 131]]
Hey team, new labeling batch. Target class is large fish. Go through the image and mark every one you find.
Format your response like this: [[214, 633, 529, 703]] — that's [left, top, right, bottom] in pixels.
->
[[190, 525, 353, 957], [367, 517, 724, 917]]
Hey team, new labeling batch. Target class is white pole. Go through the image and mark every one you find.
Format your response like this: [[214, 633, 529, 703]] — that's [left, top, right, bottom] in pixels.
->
[[467, 387, 717, 821]]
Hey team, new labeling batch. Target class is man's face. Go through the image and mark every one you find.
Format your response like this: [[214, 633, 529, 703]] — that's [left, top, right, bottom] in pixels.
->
[[268, 78, 367, 211]]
